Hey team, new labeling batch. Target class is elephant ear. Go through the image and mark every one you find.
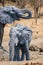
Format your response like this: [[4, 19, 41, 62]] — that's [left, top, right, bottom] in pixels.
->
[[21, 9, 32, 19]]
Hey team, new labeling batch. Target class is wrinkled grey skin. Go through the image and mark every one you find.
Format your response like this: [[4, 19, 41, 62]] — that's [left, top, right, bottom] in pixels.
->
[[9, 24, 32, 61], [0, 6, 32, 48]]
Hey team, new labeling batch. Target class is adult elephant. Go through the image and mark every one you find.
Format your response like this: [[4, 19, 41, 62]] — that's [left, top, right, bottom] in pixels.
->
[[9, 24, 32, 61], [0, 6, 32, 51]]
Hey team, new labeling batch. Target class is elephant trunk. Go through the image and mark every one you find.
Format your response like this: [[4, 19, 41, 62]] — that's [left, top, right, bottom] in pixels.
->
[[18, 9, 32, 19]]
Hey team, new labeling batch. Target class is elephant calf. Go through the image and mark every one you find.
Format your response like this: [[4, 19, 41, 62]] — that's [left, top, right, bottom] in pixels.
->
[[9, 24, 32, 61]]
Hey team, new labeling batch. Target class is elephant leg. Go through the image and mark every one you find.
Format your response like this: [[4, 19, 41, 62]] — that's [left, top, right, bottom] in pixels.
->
[[20, 44, 25, 61], [25, 50, 30, 60], [13, 46, 20, 61], [17, 45, 21, 61], [9, 44, 14, 61], [25, 42, 30, 60], [19, 43, 29, 61], [0, 22, 5, 47], [24, 34, 32, 60], [9, 41, 20, 61], [21, 50, 25, 61]]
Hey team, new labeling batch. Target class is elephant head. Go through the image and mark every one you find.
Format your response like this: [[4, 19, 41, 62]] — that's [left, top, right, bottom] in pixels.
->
[[3, 6, 32, 19], [16, 8, 32, 19], [0, 6, 32, 24]]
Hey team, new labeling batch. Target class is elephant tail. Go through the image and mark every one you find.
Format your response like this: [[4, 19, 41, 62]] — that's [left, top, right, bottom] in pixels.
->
[[21, 9, 32, 19]]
